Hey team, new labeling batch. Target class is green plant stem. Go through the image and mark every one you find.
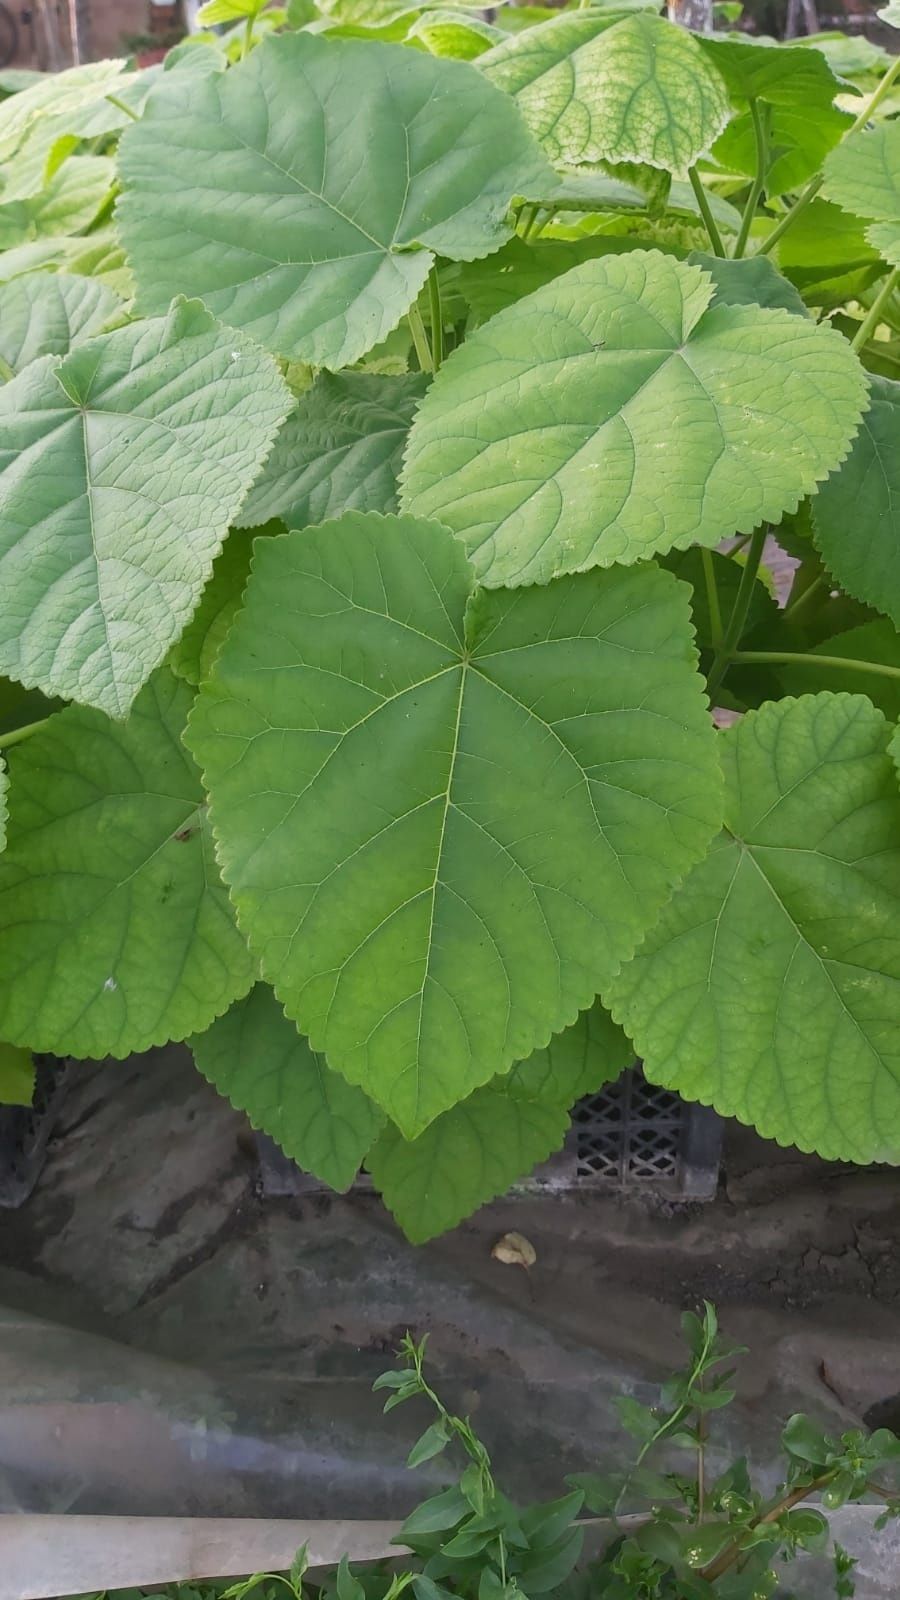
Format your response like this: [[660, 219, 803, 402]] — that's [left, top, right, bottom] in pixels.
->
[[519, 202, 540, 238], [700, 1473, 834, 1582], [0, 353, 14, 383], [700, 547, 724, 647], [688, 167, 725, 258], [784, 571, 828, 620], [757, 53, 900, 259], [408, 302, 434, 373], [428, 268, 444, 372], [732, 99, 769, 260], [614, 1318, 716, 1520], [852, 266, 900, 353], [706, 526, 768, 700], [105, 91, 139, 122], [242, 11, 255, 56], [0, 717, 50, 752], [733, 649, 900, 681]]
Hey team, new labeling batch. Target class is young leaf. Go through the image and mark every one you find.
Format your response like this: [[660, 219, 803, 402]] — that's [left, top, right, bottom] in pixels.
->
[[237, 372, 428, 531], [0, 670, 255, 1058], [0, 1041, 33, 1106], [335, 1556, 365, 1600], [368, 1003, 633, 1240], [187, 511, 721, 1136], [814, 377, 900, 626], [609, 693, 900, 1164], [479, 12, 731, 178], [0, 297, 291, 717], [401, 1484, 472, 1538], [0, 272, 120, 376], [823, 122, 900, 267], [405, 11, 504, 60], [117, 33, 554, 369], [407, 1420, 451, 1468], [400, 250, 867, 588]]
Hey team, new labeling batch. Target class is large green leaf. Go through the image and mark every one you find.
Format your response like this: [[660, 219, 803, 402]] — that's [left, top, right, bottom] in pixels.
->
[[0, 156, 114, 249], [823, 122, 900, 268], [609, 693, 900, 1165], [0, 272, 120, 376], [700, 36, 853, 195], [0, 297, 291, 717], [188, 511, 721, 1136], [238, 372, 428, 530], [369, 1002, 633, 1241], [116, 34, 554, 369], [684, 251, 809, 317], [0, 670, 255, 1058], [191, 983, 384, 1192], [813, 376, 900, 626], [479, 12, 731, 179], [400, 250, 868, 588]]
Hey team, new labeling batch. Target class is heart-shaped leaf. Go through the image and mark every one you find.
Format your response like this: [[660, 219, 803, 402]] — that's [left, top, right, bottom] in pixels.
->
[[237, 371, 428, 531], [609, 693, 900, 1165], [191, 983, 384, 1192], [117, 33, 554, 369], [823, 122, 900, 268], [187, 511, 721, 1136], [368, 1001, 632, 1240], [479, 12, 731, 179], [0, 670, 255, 1058], [0, 271, 120, 376], [400, 250, 867, 588], [814, 376, 900, 626], [0, 296, 291, 716]]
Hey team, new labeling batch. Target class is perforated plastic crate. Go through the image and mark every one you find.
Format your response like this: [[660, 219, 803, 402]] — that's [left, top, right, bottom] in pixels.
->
[[256, 1065, 723, 1203]]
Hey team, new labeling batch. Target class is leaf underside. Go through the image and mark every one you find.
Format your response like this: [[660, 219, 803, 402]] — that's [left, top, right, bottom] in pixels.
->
[[188, 510, 722, 1137]]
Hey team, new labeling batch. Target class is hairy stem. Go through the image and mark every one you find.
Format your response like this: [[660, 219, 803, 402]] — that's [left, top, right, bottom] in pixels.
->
[[733, 99, 770, 259], [407, 302, 434, 373], [700, 548, 724, 647], [105, 91, 139, 122], [852, 266, 900, 353], [706, 527, 768, 700], [733, 649, 900, 681], [428, 267, 444, 372], [0, 717, 51, 752], [784, 571, 829, 620], [688, 167, 726, 257]]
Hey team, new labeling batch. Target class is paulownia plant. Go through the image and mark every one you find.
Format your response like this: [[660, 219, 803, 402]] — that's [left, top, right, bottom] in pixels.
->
[[1, 3, 900, 1239]]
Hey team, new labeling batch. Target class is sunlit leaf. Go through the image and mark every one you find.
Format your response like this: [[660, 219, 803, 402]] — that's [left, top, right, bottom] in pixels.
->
[[188, 511, 721, 1135], [401, 250, 867, 587]]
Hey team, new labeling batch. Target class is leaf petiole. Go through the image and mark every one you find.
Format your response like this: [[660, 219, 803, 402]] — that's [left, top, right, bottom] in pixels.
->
[[0, 717, 51, 752], [852, 266, 900, 353], [408, 301, 434, 373], [427, 267, 444, 372], [733, 649, 900, 682], [688, 167, 726, 257], [706, 526, 768, 699], [732, 98, 770, 260]]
